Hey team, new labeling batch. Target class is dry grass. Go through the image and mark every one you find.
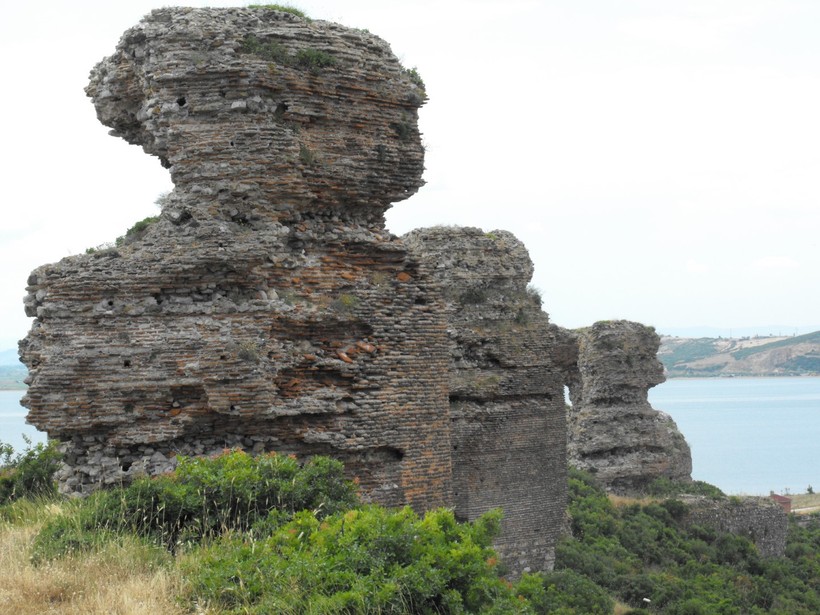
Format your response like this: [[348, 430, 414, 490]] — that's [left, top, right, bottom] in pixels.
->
[[0, 520, 188, 615], [607, 493, 658, 508], [614, 600, 636, 614], [790, 492, 820, 514]]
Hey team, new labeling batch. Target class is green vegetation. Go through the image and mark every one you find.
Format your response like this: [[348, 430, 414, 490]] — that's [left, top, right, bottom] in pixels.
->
[[116, 215, 159, 246], [405, 66, 426, 93], [5, 445, 820, 613], [0, 437, 61, 504], [241, 34, 336, 73], [557, 467, 820, 613], [659, 337, 717, 368], [525, 285, 543, 308], [299, 142, 318, 165], [330, 292, 360, 313], [660, 331, 820, 377], [295, 48, 337, 72], [32, 451, 357, 560], [241, 34, 289, 63], [182, 506, 525, 613], [85, 215, 160, 254], [248, 4, 310, 20], [645, 475, 725, 499]]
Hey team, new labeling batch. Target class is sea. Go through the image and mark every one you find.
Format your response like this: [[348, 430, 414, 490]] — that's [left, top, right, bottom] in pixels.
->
[[648, 377, 820, 496], [1, 378, 818, 496]]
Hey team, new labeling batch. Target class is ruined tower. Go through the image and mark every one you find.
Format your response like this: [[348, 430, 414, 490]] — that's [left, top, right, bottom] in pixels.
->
[[404, 227, 568, 574], [21, 7, 451, 509]]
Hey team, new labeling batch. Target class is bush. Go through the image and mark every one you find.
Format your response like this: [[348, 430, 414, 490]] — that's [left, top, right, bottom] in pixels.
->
[[183, 506, 522, 614], [646, 476, 724, 499], [517, 569, 612, 614], [248, 4, 309, 20], [115, 215, 159, 247], [33, 450, 358, 559], [0, 437, 61, 503]]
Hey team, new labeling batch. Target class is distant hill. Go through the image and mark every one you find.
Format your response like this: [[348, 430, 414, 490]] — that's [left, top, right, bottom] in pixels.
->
[[0, 348, 26, 390], [0, 365, 27, 390], [659, 331, 820, 378], [0, 348, 20, 366]]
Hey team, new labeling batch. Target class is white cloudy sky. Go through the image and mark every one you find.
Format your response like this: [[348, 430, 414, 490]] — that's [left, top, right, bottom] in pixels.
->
[[1, 0, 818, 349]]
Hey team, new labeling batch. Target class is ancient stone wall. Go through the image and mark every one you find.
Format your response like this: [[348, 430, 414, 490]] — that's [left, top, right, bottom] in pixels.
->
[[683, 496, 788, 558], [404, 227, 567, 575], [564, 320, 692, 492], [21, 7, 451, 510]]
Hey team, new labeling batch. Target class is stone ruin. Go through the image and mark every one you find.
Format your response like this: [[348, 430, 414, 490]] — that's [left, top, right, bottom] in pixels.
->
[[19, 6, 702, 573], [21, 7, 451, 512], [561, 320, 692, 493], [403, 228, 567, 572]]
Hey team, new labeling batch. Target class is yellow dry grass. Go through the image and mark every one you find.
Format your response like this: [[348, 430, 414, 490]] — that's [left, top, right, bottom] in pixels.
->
[[607, 493, 658, 508], [0, 522, 188, 615], [613, 601, 635, 614], [790, 492, 820, 514]]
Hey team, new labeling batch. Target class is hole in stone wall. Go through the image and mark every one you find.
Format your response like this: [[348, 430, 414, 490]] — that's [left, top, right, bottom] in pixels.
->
[[177, 96, 187, 107], [107, 300, 114, 307], [123, 359, 131, 367], [230, 140, 235, 146], [120, 460, 132, 471]]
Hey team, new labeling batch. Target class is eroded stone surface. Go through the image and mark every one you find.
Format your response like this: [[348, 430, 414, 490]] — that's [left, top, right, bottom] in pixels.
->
[[404, 226, 567, 575], [21, 7, 451, 510], [565, 320, 692, 492]]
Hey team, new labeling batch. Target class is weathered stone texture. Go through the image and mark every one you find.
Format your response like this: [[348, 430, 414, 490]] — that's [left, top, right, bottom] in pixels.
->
[[683, 496, 788, 558], [565, 320, 692, 492], [21, 7, 451, 510], [403, 227, 568, 575]]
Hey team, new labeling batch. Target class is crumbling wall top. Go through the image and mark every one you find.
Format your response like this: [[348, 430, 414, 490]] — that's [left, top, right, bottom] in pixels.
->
[[86, 7, 426, 223]]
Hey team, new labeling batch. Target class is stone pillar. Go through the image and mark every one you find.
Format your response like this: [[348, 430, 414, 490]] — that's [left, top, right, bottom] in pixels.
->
[[565, 320, 692, 492]]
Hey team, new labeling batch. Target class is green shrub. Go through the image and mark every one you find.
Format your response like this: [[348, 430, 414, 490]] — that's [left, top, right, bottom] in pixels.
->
[[517, 569, 612, 614], [33, 451, 358, 559], [295, 48, 336, 72], [115, 215, 159, 247], [646, 476, 724, 499], [405, 66, 426, 92], [183, 505, 523, 614], [558, 466, 820, 613], [248, 4, 310, 20], [241, 34, 335, 73], [0, 437, 61, 504]]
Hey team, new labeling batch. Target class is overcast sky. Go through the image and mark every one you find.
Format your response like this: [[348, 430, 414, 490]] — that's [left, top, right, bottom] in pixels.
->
[[1, 0, 818, 349]]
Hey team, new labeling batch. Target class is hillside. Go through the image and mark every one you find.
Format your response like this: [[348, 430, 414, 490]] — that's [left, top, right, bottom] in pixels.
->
[[0, 365, 26, 391], [659, 331, 820, 377]]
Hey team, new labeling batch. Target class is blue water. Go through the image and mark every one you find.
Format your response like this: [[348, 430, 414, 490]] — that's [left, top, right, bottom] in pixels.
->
[[649, 377, 820, 496], [0, 390, 46, 453], [1, 379, 818, 496]]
